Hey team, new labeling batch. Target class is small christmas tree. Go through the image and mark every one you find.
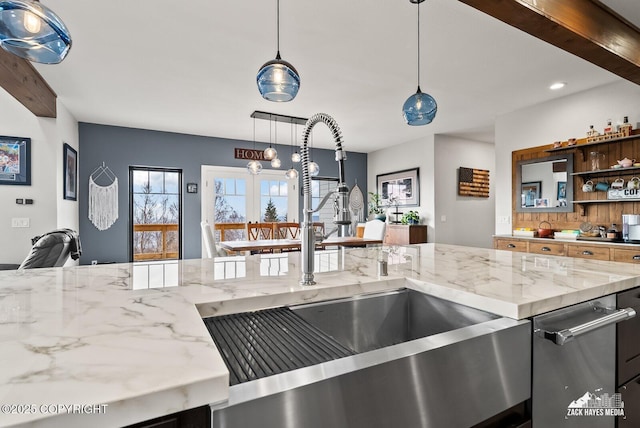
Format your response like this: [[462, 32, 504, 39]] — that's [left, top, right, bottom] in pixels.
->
[[264, 199, 278, 222]]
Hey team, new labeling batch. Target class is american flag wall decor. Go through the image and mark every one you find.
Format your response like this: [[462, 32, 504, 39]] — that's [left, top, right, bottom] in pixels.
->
[[458, 167, 490, 198]]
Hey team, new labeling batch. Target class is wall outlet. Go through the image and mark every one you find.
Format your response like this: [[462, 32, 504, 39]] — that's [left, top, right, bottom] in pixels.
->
[[497, 216, 511, 224], [11, 217, 30, 228]]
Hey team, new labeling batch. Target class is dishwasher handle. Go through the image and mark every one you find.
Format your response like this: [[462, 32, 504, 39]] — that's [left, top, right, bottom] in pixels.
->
[[540, 307, 636, 346]]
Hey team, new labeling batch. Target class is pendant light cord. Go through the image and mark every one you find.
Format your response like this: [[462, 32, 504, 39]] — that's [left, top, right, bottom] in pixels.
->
[[417, 0, 420, 89], [277, 0, 280, 53]]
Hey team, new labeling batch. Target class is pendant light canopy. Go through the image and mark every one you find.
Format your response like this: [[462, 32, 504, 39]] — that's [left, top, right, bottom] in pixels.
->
[[0, 0, 72, 64], [402, 0, 437, 126], [257, 0, 300, 102]]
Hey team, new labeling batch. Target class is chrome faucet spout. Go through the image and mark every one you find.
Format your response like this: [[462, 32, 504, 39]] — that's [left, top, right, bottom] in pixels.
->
[[300, 113, 350, 286]]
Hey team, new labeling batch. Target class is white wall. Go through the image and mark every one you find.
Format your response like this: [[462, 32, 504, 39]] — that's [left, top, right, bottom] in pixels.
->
[[368, 135, 435, 241], [0, 89, 78, 264], [495, 79, 640, 235], [434, 135, 495, 248]]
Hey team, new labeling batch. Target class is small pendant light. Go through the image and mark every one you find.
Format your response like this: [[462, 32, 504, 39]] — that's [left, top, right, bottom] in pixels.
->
[[291, 123, 301, 162], [270, 120, 281, 168], [247, 117, 263, 175], [402, 0, 437, 126], [307, 131, 319, 177], [257, 0, 300, 102], [264, 116, 278, 160], [285, 121, 298, 179], [0, 0, 72, 64]]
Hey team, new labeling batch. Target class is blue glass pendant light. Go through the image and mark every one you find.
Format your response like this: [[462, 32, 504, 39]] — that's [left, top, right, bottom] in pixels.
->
[[0, 0, 71, 64], [257, 0, 300, 102], [402, 0, 437, 126]]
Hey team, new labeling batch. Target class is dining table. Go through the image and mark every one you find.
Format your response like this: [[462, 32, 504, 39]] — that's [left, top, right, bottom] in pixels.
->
[[218, 236, 384, 254]]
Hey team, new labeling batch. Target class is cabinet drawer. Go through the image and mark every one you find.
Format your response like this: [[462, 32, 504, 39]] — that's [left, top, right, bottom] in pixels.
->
[[566, 244, 610, 261], [528, 242, 565, 256], [612, 248, 640, 264], [494, 239, 527, 252], [618, 374, 640, 428]]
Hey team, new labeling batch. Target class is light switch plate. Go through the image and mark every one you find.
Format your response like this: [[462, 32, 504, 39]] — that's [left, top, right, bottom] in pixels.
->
[[11, 217, 30, 228]]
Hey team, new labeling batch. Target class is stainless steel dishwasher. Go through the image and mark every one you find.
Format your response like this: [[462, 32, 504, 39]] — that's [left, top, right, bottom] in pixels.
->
[[533, 294, 636, 428]]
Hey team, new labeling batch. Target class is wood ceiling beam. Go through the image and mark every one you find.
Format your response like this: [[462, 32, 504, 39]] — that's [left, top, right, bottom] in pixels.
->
[[458, 0, 640, 86], [0, 48, 57, 117]]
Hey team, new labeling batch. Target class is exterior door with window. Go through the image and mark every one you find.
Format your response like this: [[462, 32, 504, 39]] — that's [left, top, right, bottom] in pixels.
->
[[202, 166, 298, 243], [130, 167, 182, 261]]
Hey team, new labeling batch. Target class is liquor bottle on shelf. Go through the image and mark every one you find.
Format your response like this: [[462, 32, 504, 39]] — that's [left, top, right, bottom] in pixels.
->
[[619, 116, 633, 136], [604, 119, 614, 135], [587, 125, 600, 138]]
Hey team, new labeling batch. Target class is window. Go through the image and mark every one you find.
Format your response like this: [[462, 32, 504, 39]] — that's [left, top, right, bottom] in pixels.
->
[[130, 167, 182, 261]]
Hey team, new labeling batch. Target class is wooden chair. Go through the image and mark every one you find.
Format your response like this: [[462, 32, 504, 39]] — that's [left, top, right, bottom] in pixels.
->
[[247, 222, 275, 240], [312, 222, 325, 237], [275, 222, 301, 239]]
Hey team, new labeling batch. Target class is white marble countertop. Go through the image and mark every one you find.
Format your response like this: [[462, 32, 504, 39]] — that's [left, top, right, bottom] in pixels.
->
[[2, 243, 640, 427]]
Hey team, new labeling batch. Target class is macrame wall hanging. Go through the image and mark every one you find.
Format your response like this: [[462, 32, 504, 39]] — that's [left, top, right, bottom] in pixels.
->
[[88, 163, 118, 231]]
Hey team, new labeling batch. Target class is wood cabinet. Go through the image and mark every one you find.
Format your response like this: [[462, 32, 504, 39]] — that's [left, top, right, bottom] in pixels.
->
[[492, 236, 640, 264], [384, 224, 427, 245], [494, 238, 528, 252], [565, 243, 611, 261], [528, 241, 566, 256]]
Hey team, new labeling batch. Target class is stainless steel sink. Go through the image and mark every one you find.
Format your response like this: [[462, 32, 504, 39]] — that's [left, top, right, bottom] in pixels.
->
[[290, 288, 501, 353], [206, 288, 531, 428]]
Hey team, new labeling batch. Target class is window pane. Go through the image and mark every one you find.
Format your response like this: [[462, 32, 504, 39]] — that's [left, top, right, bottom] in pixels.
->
[[236, 179, 246, 195], [133, 170, 148, 193], [149, 171, 163, 193], [165, 172, 179, 194], [261, 180, 269, 196], [226, 178, 235, 194], [279, 181, 287, 196]]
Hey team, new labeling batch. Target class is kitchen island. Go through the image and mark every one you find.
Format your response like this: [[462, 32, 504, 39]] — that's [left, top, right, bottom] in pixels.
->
[[1, 243, 640, 427]]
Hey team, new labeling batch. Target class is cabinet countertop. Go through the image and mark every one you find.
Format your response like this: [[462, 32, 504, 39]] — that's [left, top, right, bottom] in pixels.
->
[[3, 243, 640, 427]]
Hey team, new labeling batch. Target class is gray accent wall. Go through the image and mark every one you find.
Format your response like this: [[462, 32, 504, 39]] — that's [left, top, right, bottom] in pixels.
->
[[78, 123, 367, 264]]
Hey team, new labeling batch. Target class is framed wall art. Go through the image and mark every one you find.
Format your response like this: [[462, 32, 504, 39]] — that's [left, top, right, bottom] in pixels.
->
[[376, 168, 420, 207], [0, 136, 30, 185], [63, 143, 77, 200], [521, 181, 541, 207]]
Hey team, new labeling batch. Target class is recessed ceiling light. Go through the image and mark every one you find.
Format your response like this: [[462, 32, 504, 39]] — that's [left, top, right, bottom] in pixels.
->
[[549, 82, 566, 90]]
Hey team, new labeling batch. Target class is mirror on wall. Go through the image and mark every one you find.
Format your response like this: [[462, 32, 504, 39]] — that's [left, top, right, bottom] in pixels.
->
[[515, 154, 573, 213]]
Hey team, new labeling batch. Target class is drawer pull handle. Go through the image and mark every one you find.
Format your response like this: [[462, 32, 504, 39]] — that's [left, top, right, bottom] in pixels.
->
[[541, 247, 551, 252], [582, 250, 594, 256], [507, 244, 516, 248], [537, 307, 636, 345], [633, 255, 640, 260]]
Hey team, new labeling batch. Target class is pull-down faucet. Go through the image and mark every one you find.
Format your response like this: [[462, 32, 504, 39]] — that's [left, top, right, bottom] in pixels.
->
[[300, 113, 350, 286]]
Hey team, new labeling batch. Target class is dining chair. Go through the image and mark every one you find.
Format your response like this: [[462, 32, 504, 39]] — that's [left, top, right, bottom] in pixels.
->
[[363, 219, 386, 241], [201, 221, 227, 258], [312, 222, 325, 237], [247, 222, 275, 240], [275, 222, 301, 239]]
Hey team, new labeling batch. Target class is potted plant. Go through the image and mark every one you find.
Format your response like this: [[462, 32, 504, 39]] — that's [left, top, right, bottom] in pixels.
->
[[368, 192, 386, 222], [401, 210, 420, 225]]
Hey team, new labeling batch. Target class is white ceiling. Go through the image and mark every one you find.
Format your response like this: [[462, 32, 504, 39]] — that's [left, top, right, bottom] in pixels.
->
[[32, 0, 627, 152]]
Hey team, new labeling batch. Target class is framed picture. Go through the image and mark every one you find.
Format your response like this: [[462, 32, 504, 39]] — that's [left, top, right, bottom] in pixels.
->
[[0, 136, 30, 185], [534, 198, 550, 208], [377, 168, 420, 207], [63, 143, 77, 200], [521, 181, 541, 207], [557, 181, 567, 200]]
